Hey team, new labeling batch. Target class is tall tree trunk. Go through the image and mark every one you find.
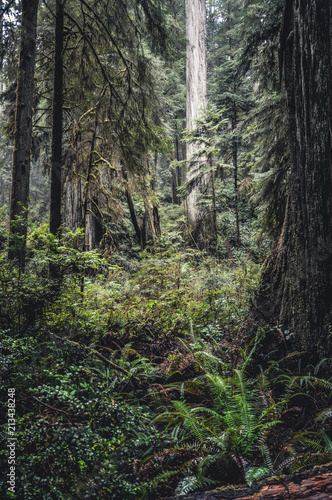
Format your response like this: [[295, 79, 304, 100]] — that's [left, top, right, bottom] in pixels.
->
[[50, 0, 64, 237], [172, 138, 180, 205], [185, 0, 208, 228], [171, 163, 178, 205], [171, 133, 183, 205], [228, 2, 240, 245], [153, 204, 161, 238], [233, 147, 240, 244], [85, 195, 102, 250], [63, 170, 83, 233], [142, 200, 161, 245], [258, 0, 332, 357], [121, 163, 143, 249], [210, 155, 219, 260], [8, 0, 39, 269], [149, 152, 161, 240], [231, 96, 240, 246], [82, 112, 99, 251]]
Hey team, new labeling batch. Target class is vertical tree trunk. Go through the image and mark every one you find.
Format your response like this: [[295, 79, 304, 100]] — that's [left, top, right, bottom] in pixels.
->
[[233, 130, 240, 244], [149, 152, 161, 240], [85, 194, 102, 250], [171, 164, 178, 205], [121, 163, 143, 249], [153, 204, 161, 238], [258, 0, 332, 357], [50, 0, 64, 237], [228, 2, 240, 245], [210, 155, 219, 260], [82, 112, 98, 250], [8, 0, 39, 269], [126, 188, 143, 249], [63, 170, 83, 233], [171, 138, 179, 205], [171, 134, 183, 205], [231, 100, 240, 246], [142, 200, 161, 245], [185, 0, 208, 227]]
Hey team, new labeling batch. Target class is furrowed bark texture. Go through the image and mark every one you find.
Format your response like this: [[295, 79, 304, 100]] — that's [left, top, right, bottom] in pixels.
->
[[63, 172, 83, 232], [172, 135, 184, 205], [50, 0, 64, 237], [185, 0, 208, 228], [8, 0, 39, 267], [85, 193, 103, 251], [258, 0, 332, 355]]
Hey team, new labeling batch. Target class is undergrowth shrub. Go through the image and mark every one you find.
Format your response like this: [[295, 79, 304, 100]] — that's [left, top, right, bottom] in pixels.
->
[[150, 332, 332, 495], [1, 220, 330, 499], [0, 225, 116, 340], [0, 329, 170, 499]]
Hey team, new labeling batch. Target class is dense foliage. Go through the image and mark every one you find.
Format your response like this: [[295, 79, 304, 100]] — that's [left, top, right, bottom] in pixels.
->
[[0, 218, 331, 498]]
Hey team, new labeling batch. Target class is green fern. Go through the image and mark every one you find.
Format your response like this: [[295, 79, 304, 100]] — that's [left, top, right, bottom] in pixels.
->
[[315, 407, 332, 423], [245, 466, 270, 486], [172, 400, 213, 443], [175, 475, 216, 496], [322, 431, 332, 454], [154, 362, 282, 493]]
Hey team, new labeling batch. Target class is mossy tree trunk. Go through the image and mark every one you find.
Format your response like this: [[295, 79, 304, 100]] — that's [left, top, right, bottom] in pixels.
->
[[258, 0, 332, 356], [8, 0, 39, 269]]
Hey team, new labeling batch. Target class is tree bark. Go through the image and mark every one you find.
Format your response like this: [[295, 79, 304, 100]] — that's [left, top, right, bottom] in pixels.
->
[[185, 0, 208, 228], [121, 163, 143, 249], [164, 463, 332, 500], [85, 193, 103, 251], [211, 157, 219, 260], [63, 170, 83, 233], [233, 139, 240, 245], [82, 111, 99, 251], [142, 200, 161, 246], [50, 0, 65, 237], [172, 134, 183, 205], [8, 0, 39, 268], [257, 0, 332, 357]]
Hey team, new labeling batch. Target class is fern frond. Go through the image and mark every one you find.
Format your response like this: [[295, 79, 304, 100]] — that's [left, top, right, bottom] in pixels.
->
[[260, 443, 273, 471], [290, 431, 324, 453], [315, 407, 332, 423], [274, 455, 301, 474], [175, 475, 216, 496], [322, 431, 332, 454], [172, 400, 211, 442], [245, 466, 270, 486], [240, 330, 263, 372]]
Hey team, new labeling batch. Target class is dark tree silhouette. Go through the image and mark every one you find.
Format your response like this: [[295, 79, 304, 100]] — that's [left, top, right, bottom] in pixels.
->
[[258, 0, 332, 357], [8, 0, 39, 269]]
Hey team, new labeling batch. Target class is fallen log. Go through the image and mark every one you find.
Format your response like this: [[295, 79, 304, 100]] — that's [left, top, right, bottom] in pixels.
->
[[165, 463, 332, 499]]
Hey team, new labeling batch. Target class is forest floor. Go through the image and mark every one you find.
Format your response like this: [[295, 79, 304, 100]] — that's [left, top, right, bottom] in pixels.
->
[[1, 222, 332, 499], [165, 463, 332, 499]]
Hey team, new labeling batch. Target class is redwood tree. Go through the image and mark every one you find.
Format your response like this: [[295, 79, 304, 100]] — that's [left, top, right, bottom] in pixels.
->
[[258, 0, 332, 356], [8, 0, 39, 268], [185, 0, 208, 228], [49, 0, 65, 238]]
